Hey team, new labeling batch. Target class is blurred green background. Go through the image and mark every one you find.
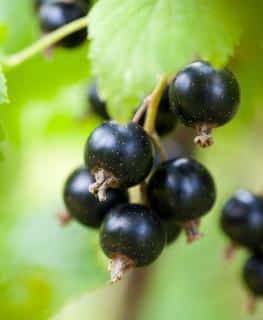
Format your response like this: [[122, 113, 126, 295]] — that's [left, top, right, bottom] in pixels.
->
[[1, 0, 263, 319]]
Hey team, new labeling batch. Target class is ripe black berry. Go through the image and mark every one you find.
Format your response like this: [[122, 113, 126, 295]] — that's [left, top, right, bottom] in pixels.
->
[[88, 82, 110, 120], [100, 204, 166, 282], [220, 190, 263, 250], [139, 86, 178, 136], [39, 2, 88, 48], [169, 60, 240, 147], [85, 121, 154, 201], [243, 254, 263, 297], [147, 157, 216, 242], [164, 220, 181, 245], [63, 166, 129, 228]]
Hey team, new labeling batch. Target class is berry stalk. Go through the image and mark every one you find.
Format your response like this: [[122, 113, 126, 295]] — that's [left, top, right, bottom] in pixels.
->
[[144, 75, 169, 135], [2, 15, 89, 70], [132, 97, 151, 124]]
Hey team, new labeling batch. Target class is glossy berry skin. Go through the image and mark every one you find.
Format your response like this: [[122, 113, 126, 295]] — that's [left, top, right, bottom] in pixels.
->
[[169, 60, 240, 127], [220, 190, 263, 249], [139, 86, 178, 136], [88, 82, 110, 120], [243, 254, 263, 296], [164, 220, 181, 244], [100, 204, 166, 266], [147, 157, 216, 222], [63, 167, 129, 228], [39, 2, 87, 48], [85, 121, 154, 188]]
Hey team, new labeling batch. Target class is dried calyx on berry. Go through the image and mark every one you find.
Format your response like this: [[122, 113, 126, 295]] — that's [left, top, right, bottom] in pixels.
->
[[38, 1, 89, 48], [100, 204, 166, 282], [220, 190, 263, 256], [169, 60, 240, 148], [62, 166, 129, 228], [85, 121, 154, 201], [147, 157, 216, 243]]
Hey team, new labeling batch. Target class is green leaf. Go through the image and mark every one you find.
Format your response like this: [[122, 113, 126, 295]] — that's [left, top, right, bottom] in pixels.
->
[[89, 0, 242, 121], [0, 22, 7, 44], [0, 0, 38, 52], [0, 68, 8, 104]]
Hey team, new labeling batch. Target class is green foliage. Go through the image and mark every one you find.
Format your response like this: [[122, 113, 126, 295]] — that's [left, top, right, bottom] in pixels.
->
[[0, 69, 8, 104], [89, 0, 241, 121], [0, 22, 7, 44]]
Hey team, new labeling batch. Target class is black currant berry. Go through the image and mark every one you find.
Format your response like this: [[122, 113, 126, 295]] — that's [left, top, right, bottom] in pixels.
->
[[169, 60, 240, 147], [147, 157, 216, 242], [39, 2, 88, 48], [63, 166, 129, 228], [88, 82, 110, 120], [164, 220, 181, 245], [138, 86, 178, 136], [243, 254, 263, 298], [85, 121, 154, 201], [220, 190, 263, 250], [100, 204, 166, 282]]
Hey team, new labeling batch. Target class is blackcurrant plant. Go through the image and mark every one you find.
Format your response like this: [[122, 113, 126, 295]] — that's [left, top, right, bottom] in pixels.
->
[[1, 0, 260, 318]]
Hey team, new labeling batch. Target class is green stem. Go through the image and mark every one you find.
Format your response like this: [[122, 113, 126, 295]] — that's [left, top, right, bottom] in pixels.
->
[[144, 75, 168, 135], [2, 15, 89, 70]]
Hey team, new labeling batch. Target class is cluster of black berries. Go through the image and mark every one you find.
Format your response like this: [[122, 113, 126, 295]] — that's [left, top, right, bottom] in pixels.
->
[[59, 59, 242, 283], [221, 190, 263, 310], [88, 60, 240, 147], [62, 143, 216, 282], [35, 0, 90, 48]]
